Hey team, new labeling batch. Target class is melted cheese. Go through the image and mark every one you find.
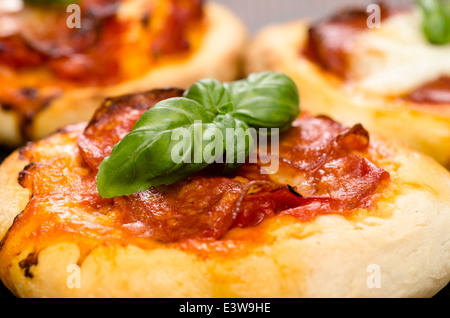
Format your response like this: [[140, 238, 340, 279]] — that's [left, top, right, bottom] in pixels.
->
[[349, 10, 450, 96], [0, 0, 22, 13]]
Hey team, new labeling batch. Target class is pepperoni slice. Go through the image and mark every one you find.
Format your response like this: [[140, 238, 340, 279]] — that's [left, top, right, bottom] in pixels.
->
[[302, 4, 397, 78], [403, 76, 450, 104], [232, 114, 388, 225], [303, 9, 369, 77], [1, 0, 203, 84], [231, 182, 306, 228], [78, 88, 184, 171], [0, 35, 45, 68], [303, 6, 450, 105], [114, 175, 247, 242], [233, 155, 389, 226], [151, 0, 204, 56], [278, 115, 369, 172]]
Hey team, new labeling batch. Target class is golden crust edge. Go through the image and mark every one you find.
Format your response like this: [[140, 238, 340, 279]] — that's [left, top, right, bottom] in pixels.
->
[[0, 128, 449, 297], [244, 20, 450, 169], [0, 2, 248, 145], [0, 150, 30, 241]]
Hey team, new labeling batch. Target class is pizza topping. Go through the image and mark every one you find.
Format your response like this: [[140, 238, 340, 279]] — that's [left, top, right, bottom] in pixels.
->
[[1, 0, 203, 79], [114, 175, 247, 242], [303, 7, 372, 78], [417, 0, 450, 45], [302, 3, 397, 79], [9, 75, 390, 252], [10, 112, 390, 254], [303, 3, 450, 103], [0, 35, 45, 68], [95, 72, 300, 198], [231, 181, 314, 228], [233, 115, 389, 221], [151, 0, 203, 57], [276, 117, 369, 173], [78, 88, 184, 171], [0, 0, 123, 75], [0, 0, 204, 139], [402, 76, 450, 104]]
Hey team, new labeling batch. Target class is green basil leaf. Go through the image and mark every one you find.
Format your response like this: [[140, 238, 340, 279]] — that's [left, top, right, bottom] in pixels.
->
[[97, 72, 301, 198], [131, 97, 215, 131], [213, 114, 254, 174], [146, 122, 225, 180], [97, 98, 228, 198], [444, 1, 450, 15], [417, 0, 450, 45], [183, 78, 233, 116], [225, 72, 300, 132]]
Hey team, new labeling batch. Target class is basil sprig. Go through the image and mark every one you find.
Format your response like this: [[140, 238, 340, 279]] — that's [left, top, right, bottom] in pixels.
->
[[417, 0, 450, 45], [97, 72, 300, 198]]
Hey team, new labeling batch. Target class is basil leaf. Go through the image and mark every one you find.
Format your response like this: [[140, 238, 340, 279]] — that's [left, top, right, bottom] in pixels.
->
[[417, 0, 450, 45], [183, 78, 233, 116], [225, 72, 300, 132], [213, 114, 254, 173], [97, 98, 223, 198], [97, 72, 301, 198], [131, 97, 215, 131], [97, 96, 242, 198]]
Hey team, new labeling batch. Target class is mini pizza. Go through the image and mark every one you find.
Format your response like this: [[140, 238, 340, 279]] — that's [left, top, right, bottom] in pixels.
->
[[0, 73, 449, 298], [245, 2, 450, 169], [0, 0, 247, 146]]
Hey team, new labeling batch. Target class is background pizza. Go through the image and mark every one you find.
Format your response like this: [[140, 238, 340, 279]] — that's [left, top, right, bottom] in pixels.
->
[[0, 0, 247, 145], [244, 0, 450, 169]]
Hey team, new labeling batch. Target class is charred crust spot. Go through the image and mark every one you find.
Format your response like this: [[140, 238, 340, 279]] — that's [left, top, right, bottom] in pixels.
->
[[17, 162, 42, 188], [18, 252, 38, 279], [19, 87, 39, 100], [0, 103, 14, 112], [18, 142, 34, 160], [1, 88, 61, 141], [19, 93, 60, 141], [340, 123, 370, 151], [287, 184, 303, 197], [141, 12, 151, 27]]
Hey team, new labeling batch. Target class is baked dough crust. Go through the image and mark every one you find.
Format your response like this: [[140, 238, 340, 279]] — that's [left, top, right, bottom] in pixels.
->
[[0, 2, 247, 145], [244, 20, 450, 169], [0, 125, 449, 298]]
